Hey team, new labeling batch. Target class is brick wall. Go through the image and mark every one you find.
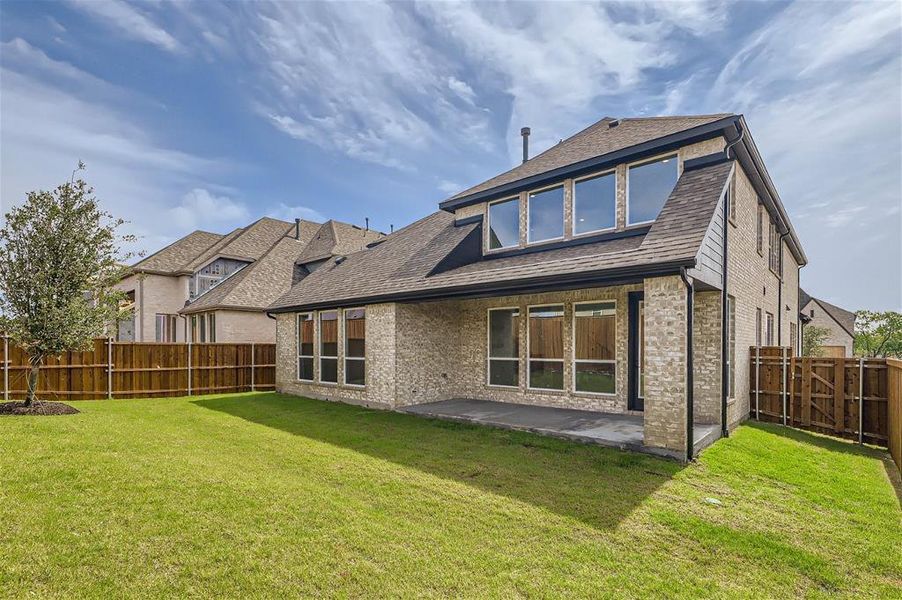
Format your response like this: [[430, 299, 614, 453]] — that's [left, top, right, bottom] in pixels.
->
[[214, 310, 276, 343], [726, 161, 801, 428], [693, 290, 722, 424], [116, 273, 189, 342], [801, 300, 854, 355], [642, 275, 688, 453]]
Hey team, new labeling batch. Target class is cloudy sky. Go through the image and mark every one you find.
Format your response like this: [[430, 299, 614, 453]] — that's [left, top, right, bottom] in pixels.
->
[[1, 1, 899, 310]]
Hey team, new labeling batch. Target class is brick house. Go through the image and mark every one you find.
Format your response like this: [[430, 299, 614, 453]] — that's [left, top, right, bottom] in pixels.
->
[[117, 217, 383, 343], [800, 289, 855, 357], [267, 114, 806, 460]]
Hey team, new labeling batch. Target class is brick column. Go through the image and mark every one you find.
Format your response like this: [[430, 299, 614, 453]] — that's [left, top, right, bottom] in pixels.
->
[[693, 291, 722, 424], [643, 275, 689, 457]]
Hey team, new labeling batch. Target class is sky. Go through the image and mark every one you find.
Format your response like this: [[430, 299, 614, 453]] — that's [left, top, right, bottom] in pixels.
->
[[0, 1, 899, 311]]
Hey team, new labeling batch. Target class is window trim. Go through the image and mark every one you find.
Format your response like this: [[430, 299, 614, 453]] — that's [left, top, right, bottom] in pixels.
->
[[486, 306, 520, 389], [526, 182, 566, 245], [342, 307, 366, 388], [486, 196, 520, 252], [318, 310, 339, 386], [526, 303, 566, 392], [571, 300, 617, 397], [572, 169, 617, 238], [625, 152, 679, 227], [296, 312, 314, 382]]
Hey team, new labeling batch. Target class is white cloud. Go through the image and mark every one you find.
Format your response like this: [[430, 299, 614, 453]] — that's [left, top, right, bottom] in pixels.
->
[[67, 0, 181, 53], [168, 189, 250, 231], [437, 179, 462, 195], [269, 203, 327, 224], [447, 76, 476, 105]]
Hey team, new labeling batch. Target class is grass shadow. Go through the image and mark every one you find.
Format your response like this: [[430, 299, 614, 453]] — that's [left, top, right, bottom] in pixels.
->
[[193, 393, 682, 531], [744, 420, 888, 458]]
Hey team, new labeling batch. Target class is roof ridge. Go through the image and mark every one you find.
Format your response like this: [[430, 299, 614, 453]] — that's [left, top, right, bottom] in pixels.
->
[[132, 229, 224, 272]]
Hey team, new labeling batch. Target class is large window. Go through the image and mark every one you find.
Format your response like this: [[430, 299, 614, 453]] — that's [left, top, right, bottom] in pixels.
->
[[527, 185, 564, 243], [727, 296, 736, 398], [487, 308, 519, 387], [155, 314, 177, 342], [192, 313, 215, 342], [627, 155, 678, 225], [297, 313, 314, 381], [528, 305, 564, 390], [344, 308, 366, 386], [573, 302, 616, 394], [319, 311, 338, 383], [573, 171, 616, 235], [756, 308, 762, 347], [487, 197, 519, 250], [769, 220, 780, 274]]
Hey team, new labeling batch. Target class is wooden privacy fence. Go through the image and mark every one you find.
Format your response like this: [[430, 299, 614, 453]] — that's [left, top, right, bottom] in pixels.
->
[[0, 338, 275, 401], [749, 346, 891, 447], [887, 359, 902, 472]]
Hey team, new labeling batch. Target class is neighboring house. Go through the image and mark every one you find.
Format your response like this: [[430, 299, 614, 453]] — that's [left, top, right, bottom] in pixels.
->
[[267, 114, 806, 460], [800, 289, 855, 357], [117, 217, 383, 343]]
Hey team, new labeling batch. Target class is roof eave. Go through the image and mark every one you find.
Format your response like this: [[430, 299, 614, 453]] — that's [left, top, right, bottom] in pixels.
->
[[439, 115, 740, 212], [267, 258, 694, 314]]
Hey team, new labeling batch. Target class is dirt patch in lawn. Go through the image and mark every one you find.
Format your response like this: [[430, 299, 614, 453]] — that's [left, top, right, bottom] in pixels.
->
[[0, 401, 79, 416]]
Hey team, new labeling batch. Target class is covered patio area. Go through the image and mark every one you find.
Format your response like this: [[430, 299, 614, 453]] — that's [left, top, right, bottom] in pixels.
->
[[402, 399, 720, 460]]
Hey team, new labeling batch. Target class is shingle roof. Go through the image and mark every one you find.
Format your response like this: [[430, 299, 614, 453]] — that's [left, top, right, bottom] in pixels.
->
[[209, 217, 294, 262], [448, 114, 732, 202], [801, 289, 856, 337], [269, 160, 733, 311], [132, 230, 224, 274], [181, 219, 384, 314]]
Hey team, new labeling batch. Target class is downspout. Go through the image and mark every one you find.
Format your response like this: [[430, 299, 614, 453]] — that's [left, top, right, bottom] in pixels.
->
[[680, 268, 695, 461], [796, 265, 802, 355], [720, 140, 737, 439]]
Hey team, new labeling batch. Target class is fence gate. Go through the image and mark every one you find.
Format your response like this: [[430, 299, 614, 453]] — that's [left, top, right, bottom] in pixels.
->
[[750, 346, 889, 446]]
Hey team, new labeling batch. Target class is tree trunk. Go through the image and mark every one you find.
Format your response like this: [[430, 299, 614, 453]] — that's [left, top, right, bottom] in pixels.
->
[[24, 354, 42, 407]]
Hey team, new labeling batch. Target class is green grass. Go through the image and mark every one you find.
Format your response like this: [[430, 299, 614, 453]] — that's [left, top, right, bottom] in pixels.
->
[[1, 393, 899, 598]]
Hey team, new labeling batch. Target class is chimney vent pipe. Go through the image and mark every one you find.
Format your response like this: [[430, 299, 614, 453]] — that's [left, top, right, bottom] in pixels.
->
[[521, 127, 530, 163], [294, 218, 300, 240]]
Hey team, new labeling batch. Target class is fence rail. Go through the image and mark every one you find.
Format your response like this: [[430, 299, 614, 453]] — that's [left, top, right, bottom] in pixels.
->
[[0, 338, 275, 401], [749, 346, 891, 448]]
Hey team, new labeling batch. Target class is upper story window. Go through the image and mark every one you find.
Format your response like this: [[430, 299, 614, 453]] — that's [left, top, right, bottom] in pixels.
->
[[627, 155, 678, 225], [573, 171, 616, 235], [756, 203, 764, 255], [487, 197, 519, 250], [768, 220, 780, 274], [527, 185, 564, 243]]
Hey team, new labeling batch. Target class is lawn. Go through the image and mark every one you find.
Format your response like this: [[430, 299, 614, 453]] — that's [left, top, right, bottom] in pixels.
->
[[1, 393, 899, 598]]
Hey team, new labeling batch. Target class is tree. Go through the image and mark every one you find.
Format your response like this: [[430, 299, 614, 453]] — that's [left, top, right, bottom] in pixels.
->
[[0, 165, 134, 406], [854, 311, 902, 358], [801, 325, 830, 357]]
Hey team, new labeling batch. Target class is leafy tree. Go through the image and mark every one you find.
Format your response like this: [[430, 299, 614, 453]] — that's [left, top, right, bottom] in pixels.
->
[[801, 325, 830, 357], [854, 311, 902, 358], [0, 165, 134, 405]]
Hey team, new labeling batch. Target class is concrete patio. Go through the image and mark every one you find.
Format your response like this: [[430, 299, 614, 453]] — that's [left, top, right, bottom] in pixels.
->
[[401, 399, 720, 460]]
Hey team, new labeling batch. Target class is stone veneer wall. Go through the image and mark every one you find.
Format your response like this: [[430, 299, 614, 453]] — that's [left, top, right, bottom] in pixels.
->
[[642, 275, 688, 454]]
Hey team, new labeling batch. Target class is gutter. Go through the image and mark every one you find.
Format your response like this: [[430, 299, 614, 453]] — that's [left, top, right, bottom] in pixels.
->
[[680, 267, 695, 462]]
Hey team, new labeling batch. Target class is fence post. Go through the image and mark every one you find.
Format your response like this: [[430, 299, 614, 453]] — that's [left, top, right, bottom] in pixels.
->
[[187, 342, 192, 396], [782, 347, 788, 426], [107, 337, 113, 400], [3, 335, 8, 402], [250, 343, 255, 392], [755, 346, 760, 420], [859, 358, 864, 444]]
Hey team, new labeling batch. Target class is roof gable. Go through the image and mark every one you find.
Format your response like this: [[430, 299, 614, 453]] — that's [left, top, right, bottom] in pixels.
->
[[132, 230, 224, 274], [444, 114, 732, 206]]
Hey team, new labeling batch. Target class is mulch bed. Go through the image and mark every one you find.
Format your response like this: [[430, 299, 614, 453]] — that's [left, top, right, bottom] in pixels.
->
[[0, 401, 80, 416]]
